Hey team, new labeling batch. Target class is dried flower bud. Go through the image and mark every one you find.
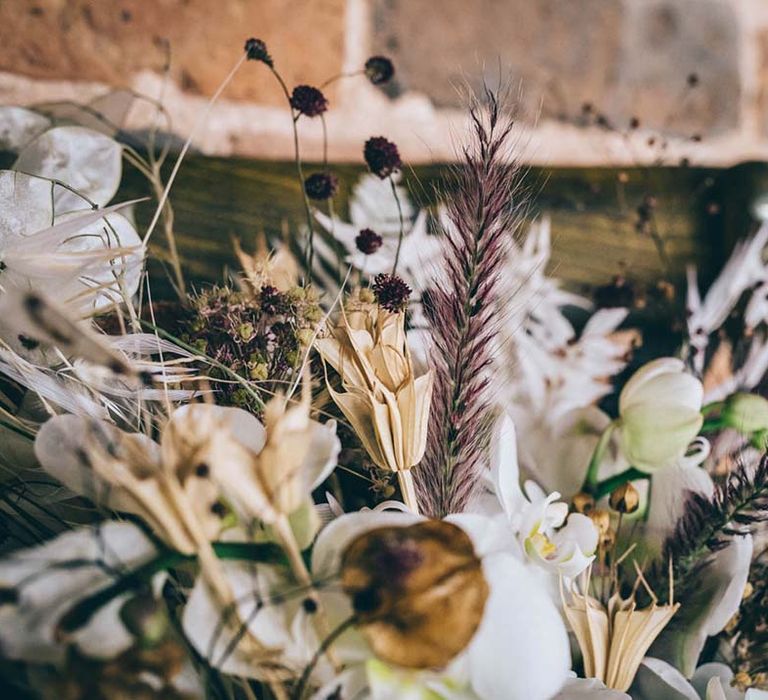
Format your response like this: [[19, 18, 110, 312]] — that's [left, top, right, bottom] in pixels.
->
[[587, 509, 612, 538], [364, 55, 395, 85], [119, 593, 169, 647], [290, 85, 328, 118], [722, 392, 768, 434], [244, 38, 273, 67], [341, 521, 488, 669], [372, 273, 411, 312], [358, 287, 375, 304], [355, 228, 383, 255], [609, 482, 640, 514], [304, 172, 339, 200], [572, 492, 595, 514], [364, 136, 402, 178]]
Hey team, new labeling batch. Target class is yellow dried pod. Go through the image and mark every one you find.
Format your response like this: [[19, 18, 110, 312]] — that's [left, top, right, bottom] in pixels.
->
[[609, 483, 640, 514], [340, 520, 489, 669]]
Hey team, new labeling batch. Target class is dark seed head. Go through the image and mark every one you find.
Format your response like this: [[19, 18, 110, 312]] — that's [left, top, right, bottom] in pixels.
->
[[355, 228, 383, 255], [372, 273, 411, 312], [364, 55, 395, 85], [364, 136, 401, 179], [352, 587, 382, 614], [304, 171, 339, 200], [290, 85, 328, 118], [244, 38, 273, 67]]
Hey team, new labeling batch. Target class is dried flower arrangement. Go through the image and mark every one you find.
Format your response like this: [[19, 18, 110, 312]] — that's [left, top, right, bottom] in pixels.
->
[[0, 35, 766, 700]]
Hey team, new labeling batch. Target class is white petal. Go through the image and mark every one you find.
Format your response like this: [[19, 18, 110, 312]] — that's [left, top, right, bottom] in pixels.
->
[[631, 658, 699, 700], [311, 510, 422, 579], [467, 552, 570, 700], [0, 107, 50, 151], [305, 419, 341, 491], [489, 412, 525, 519], [619, 358, 686, 411], [14, 126, 122, 210]]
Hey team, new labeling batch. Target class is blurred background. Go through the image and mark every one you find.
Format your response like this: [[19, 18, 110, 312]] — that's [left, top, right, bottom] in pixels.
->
[[1, 0, 767, 328]]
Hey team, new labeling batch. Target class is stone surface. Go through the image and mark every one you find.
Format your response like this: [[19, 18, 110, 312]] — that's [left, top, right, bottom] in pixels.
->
[[371, 0, 740, 136], [0, 0, 347, 106]]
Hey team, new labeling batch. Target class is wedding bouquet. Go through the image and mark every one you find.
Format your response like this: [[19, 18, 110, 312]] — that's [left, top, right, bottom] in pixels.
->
[[0, 37, 766, 700]]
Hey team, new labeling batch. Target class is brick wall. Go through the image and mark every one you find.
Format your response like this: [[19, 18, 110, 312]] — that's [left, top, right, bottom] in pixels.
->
[[1, 0, 767, 166]]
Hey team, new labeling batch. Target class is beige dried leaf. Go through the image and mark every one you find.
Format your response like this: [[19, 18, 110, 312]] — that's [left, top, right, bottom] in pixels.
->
[[234, 237, 298, 294]]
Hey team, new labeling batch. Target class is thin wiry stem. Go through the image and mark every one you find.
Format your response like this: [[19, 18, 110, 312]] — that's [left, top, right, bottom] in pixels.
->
[[268, 68, 317, 275], [414, 88, 524, 517], [390, 176, 406, 275]]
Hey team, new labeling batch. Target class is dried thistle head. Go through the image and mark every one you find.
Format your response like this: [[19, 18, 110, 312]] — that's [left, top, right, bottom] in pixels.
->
[[340, 520, 488, 669]]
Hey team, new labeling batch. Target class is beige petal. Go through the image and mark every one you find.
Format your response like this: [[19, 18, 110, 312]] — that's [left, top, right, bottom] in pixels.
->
[[371, 343, 410, 391], [398, 371, 434, 467], [327, 383, 389, 470], [606, 603, 679, 691], [372, 386, 405, 471], [316, 333, 371, 391], [563, 595, 609, 681], [377, 310, 407, 350]]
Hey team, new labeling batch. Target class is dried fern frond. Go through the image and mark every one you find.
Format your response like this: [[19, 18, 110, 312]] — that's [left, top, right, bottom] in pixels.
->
[[653, 454, 768, 603]]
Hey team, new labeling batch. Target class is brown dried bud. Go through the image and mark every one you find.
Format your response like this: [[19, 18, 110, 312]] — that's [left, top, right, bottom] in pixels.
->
[[587, 509, 612, 538], [572, 492, 595, 514], [609, 482, 640, 514], [340, 520, 488, 669]]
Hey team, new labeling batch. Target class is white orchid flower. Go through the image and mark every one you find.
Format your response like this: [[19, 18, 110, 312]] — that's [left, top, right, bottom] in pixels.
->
[[482, 412, 598, 578], [616, 358, 705, 473], [0, 521, 157, 664]]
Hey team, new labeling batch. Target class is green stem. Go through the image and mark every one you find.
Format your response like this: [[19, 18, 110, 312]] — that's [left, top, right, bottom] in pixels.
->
[[701, 417, 726, 433], [701, 400, 724, 416], [583, 423, 616, 493], [591, 467, 648, 501], [56, 541, 285, 636]]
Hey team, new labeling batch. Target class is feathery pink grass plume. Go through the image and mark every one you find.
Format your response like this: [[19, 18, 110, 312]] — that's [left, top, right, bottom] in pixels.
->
[[415, 88, 527, 517]]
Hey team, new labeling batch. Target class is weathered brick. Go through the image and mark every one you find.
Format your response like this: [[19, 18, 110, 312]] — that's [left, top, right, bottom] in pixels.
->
[[371, 0, 740, 136], [0, 0, 347, 106]]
